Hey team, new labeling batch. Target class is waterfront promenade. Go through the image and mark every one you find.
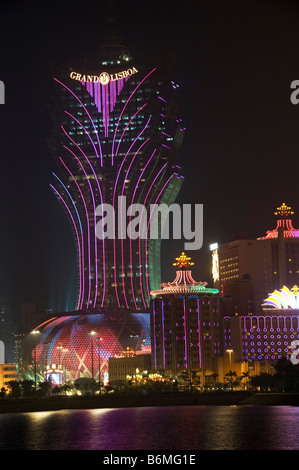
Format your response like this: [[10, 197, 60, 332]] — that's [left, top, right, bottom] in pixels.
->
[[1, 391, 299, 413]]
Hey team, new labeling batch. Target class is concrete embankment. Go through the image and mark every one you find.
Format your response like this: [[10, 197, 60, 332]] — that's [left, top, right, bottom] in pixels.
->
[[0, 391, 252, 413], [1, 391, 299, 413]]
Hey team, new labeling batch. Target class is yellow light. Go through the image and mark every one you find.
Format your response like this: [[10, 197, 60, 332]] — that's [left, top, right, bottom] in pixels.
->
[[173, 252, 194, 269], [274, 203, 294, 217]]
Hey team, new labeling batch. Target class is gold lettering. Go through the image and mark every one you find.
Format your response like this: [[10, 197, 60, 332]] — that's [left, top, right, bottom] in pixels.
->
[[70, 67, 138, 83]]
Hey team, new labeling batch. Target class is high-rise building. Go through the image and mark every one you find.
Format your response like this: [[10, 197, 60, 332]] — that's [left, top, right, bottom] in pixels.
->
[[20, 13, 186, 383], [150, 253, 221, 387], [210, 203, 299, 312], [49, 14, 185, 312]]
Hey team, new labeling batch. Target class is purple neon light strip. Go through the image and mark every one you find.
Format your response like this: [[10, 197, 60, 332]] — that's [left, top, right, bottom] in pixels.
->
[[50, 184, 83, 311], [61, 129, 97, 307], [61, 126, 106, 308], [153, 300, 157, 369], [145, 174, 174, 299], [111, 68, 157, 165], [60, 150, 92, 308], [197, 298, 202, 368], [120, 135, 151, 309], [119, 119, 151, 308], [137, 163, 168, 308], [58, 158, 86, 310], [53, 77, 103, 166], [183, 299, 188, 369], [162, 300, 166, 368], [112, 118, 152, 307], [129, 148, 156, 309]]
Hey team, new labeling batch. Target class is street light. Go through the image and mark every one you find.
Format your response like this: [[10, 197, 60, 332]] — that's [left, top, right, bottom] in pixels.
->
[[88, 331, 97, 380], [30, 330, 40, 392], [226, 349, 233, 368]]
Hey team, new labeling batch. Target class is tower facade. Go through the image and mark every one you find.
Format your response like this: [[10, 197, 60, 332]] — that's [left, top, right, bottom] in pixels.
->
[[49, 29, 185, 312], [150, 253, 221, 386]]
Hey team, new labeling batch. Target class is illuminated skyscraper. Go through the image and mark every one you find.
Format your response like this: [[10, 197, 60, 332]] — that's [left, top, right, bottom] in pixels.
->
[[49, 17, 185, 312]]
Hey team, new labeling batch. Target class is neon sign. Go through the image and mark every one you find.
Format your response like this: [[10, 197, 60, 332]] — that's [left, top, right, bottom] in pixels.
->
[[70, 67, 138, 85], [263, 285, 299, 309]]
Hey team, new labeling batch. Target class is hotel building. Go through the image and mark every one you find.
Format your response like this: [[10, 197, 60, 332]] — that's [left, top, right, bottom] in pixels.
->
[[20, 13, 185, 383], [150, 253, 221, 386], [210, 203, 299, 313]]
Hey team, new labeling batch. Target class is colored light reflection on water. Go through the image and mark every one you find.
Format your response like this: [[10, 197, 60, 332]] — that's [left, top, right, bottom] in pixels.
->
[[1, 406, 299, 450]]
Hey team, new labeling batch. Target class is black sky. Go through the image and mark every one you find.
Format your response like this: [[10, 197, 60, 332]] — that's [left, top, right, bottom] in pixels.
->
[[0, 0, 299, 311]]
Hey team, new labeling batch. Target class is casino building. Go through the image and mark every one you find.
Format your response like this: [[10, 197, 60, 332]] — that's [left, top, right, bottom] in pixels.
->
[[150, 253, 222, 386], [49, 16, 185, 312], [21, 11, 185, 383], [210, 203, 299, 313]]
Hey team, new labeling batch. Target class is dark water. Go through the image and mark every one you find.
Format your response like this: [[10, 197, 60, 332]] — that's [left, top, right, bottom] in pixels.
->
[[0, 405, 299, 450]]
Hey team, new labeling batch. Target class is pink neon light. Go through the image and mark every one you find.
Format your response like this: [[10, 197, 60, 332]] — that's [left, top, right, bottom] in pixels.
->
[[197, 299, 202, 368], [119, 119, 151, 308], [60, 150, 92, 308], [58, 159, 86, 310], [137, 163, 168, 308], [145, 174, 174, 299], [153, 300, 157, 369], [50, 184, 83, 311], [111, 68, 157, 165], [129, 148, 156, 309], [112, 118, 152, 308], [61, 126, 106, 308], [183, 299, 188, 369], [120, 135, 151, 309], [53, 78, 103, 166], [162, 300, 166, 368]]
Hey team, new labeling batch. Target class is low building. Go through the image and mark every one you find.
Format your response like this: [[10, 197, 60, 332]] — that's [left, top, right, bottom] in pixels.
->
[[150, 253, 222, 387], [108, 353, 152, 383], [0, 363, 18, 390]]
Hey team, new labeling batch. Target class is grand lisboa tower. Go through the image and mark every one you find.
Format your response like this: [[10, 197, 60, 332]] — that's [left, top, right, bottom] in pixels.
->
[[24, 9, 185, 384]]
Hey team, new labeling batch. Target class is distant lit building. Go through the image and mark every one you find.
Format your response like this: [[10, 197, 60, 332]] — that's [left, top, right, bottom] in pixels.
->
[[223, 284, 299, 374], [0, 363, 18, 390], [210, 203, 299, 312], [0, 299, 16, 363], [150, 253, 222, 386], [108, 352, 152, 383]]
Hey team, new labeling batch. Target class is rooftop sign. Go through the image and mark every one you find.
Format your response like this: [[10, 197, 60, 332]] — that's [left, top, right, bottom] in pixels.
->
[[70, 66, 138, 85]]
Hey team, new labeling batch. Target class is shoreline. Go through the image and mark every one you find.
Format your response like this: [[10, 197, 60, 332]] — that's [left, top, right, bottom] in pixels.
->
[[1, 391, 299, 413]]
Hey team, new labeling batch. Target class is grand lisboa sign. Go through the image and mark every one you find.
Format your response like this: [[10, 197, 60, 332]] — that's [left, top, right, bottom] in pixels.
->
[[70, 66, 138, 85]]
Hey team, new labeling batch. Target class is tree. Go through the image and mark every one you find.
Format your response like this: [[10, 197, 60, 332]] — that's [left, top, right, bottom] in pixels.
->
[[20, 379, 35, 397], [225, 370, 237, 390], [241, 371, 250, 390], [7, 380, 21, 398]]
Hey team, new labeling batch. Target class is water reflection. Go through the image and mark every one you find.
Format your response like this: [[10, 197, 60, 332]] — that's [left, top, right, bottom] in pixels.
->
[[1, 406, 299, 450]]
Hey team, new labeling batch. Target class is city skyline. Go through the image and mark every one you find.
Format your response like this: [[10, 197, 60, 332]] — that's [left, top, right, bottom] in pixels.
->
[[0, 0, 299, 313]]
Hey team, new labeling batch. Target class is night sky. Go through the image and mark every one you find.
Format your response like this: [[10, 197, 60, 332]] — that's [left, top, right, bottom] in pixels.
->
[[0, 0, 299, 312]]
